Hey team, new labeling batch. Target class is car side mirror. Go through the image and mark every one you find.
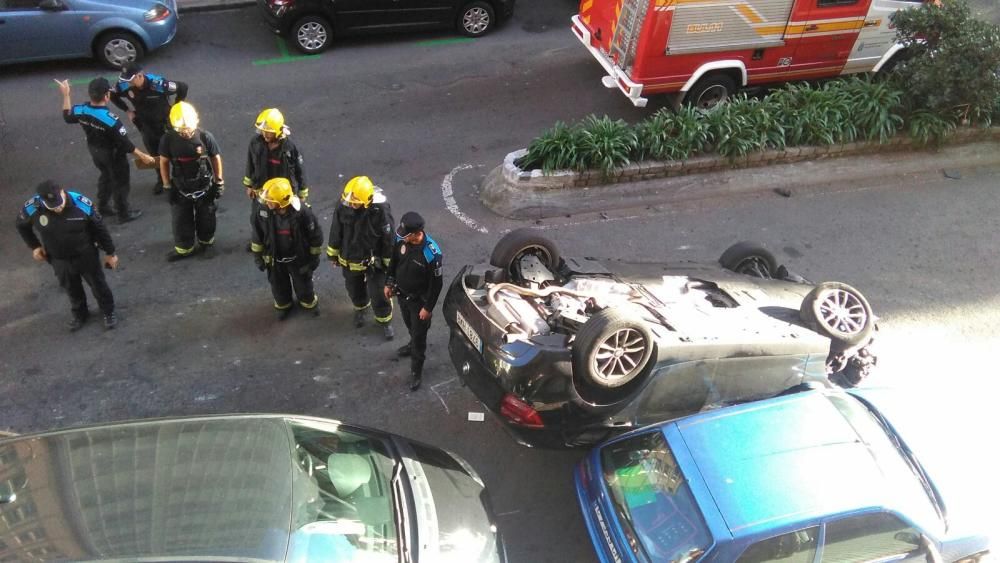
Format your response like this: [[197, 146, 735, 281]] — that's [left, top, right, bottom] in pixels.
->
[[39, 0, 67, 11], [894, 532, 920, 545]]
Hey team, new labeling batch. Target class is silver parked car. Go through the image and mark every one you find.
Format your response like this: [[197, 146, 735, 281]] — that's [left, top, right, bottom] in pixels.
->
[[0, 0, 178, 68], [0, 415, 506, 562]]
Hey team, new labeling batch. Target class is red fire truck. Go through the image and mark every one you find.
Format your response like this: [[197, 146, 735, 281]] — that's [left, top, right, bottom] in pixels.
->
[[571, 0, 924, 107]]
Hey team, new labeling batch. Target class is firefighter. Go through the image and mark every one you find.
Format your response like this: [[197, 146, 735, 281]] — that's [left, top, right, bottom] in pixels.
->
[[110, 62, 189, 195], [242, 108, 308, 251], [327, 176, 395, 340], [56, 77, 154, 223], [158, 101, 225, 262], [384, 212, 443, 391], [16, 180, 120, 331], [251, 178, 324, 320]]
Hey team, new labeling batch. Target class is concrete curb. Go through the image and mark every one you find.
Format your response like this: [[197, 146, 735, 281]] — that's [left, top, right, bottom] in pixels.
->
[[177, 0, 255, 14], [481, 127, 1000, 219]]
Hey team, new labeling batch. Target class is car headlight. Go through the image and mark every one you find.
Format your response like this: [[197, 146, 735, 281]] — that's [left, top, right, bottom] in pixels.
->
[[144, 3, 171, 22]]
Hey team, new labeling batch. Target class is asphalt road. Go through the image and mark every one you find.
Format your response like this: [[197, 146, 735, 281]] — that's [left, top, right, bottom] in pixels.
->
[[2, 1, 1000, 561]]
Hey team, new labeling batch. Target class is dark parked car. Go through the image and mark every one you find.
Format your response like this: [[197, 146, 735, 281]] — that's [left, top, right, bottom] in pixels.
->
[[0, 0, 178, 68], [575, 387, 992, 563], [443, 230, 879, 448], [0, 415, 505, 562], [256, 0, 515, 54]]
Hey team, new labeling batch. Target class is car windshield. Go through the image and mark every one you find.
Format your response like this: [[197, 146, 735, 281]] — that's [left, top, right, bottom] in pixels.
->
[[287, 420, 400, 562], [601, 430, 712, 562]]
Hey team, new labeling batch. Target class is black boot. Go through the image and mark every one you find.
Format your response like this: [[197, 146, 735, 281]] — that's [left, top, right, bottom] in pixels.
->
[[276, 306, 292, 321], [153, 179, 164, 195], [409, 371, 422, 391], [397, 343, 412, 357], [103, 312, 118, 330], [67, 312, 89, 332], [118, 209, 143, 224]]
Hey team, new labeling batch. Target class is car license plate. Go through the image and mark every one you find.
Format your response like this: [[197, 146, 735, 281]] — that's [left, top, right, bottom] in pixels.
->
[[456, 311, 482, 353]]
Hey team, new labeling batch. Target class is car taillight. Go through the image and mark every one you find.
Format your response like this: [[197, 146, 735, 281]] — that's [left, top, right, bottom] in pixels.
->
[[499, 394, 544, 428], [144, 3, 171, 22]]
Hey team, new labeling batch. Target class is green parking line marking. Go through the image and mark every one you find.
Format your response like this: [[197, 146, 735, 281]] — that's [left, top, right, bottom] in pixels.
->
[[252, 37, 321, 66], [50, 74, 118, 87], [414, 37, 475, 46]]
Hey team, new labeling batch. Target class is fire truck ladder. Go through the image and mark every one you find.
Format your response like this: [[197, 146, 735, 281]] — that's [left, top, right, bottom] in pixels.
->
[[609, 0, 649, 72]]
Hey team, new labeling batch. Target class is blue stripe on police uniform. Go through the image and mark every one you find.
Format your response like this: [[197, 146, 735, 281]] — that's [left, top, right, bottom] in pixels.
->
[[422, 235, 442, 263], [22, 198, 39, 217], [68, 191, 94, 215], [73, 105, 118, 127]]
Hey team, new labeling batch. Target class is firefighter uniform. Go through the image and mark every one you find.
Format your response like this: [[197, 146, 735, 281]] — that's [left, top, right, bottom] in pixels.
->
[[251, 178, 324, 319], [159, 103, 223, 261], [111, 62, 189, 194], [385, 211, 443, 390], [16, 181, 118, 331], [243, 109, 308, 252], [327, 176, 395, 338], [61, 77, 144, 223]]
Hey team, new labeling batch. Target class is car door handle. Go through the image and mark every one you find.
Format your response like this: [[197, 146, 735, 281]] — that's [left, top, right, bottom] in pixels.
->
[[805, 24, 819, 31]]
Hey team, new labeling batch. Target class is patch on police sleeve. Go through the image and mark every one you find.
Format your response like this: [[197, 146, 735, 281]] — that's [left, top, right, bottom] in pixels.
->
[[39, 215, 49, 227], [119, 126, 127, 135], [78, 195, 93, 206], [259, 209, 269, 218]]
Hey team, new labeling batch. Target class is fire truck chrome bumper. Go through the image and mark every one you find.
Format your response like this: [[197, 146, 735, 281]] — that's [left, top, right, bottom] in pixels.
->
[[570, 15, 647, 108]]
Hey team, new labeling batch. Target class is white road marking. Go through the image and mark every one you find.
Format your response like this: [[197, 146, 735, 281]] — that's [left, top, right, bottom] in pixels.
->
[[431, 387, 451, 414], [442, 164, 488, 233]]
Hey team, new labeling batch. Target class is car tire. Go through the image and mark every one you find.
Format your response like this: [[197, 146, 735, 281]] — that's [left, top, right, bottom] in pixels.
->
[[457, 1, 495, 37], [684, 73, 737, 110], [96, 31, 144, 69], [573, 307, 654, 390], [489, 229, 560, 281], [291, 15, 332, 54], [719, 241, 778, 278], [799, 281, 874, 347]]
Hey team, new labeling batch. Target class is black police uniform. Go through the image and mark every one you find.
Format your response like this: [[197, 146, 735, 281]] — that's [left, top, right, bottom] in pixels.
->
[[111, 71, 188, 192], [158, 128, 222, 256], [251, 202, 324, 314], [386, 227, 443, 382], [16, 191, 116, 322], [326, 197, 394, 326], [63, 103, 137, 219]]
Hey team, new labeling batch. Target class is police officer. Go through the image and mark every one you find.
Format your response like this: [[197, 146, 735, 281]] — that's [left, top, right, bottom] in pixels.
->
[[384, 212, 443, 391], [57, 77, 154, 223], [251, 178, 324, 320], [327, 176, 395, 340], [110, 62, 189, 195], [159, 101, 225, 262], [243, 108, 308, 251], [16, 180, 120, 331]]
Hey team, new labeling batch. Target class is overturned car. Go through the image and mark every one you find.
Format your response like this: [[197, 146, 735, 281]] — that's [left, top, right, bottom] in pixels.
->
[[443, 230, 878, 448]]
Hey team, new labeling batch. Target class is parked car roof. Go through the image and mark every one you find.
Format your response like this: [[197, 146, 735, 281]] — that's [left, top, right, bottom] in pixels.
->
[[674, 391, 930, 537]]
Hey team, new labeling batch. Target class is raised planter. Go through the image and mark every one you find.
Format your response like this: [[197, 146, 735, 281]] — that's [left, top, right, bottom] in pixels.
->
[[481, 127, 1000, 219]]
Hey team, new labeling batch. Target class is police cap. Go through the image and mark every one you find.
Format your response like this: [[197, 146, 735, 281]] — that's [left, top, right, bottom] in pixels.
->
[[397, 211, 425, 237], [36, 180, 65, 210]]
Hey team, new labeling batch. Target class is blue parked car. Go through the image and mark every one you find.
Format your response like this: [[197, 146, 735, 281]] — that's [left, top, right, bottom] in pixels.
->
[[0, 0, 178, 68], [575, 388, 992, 562]]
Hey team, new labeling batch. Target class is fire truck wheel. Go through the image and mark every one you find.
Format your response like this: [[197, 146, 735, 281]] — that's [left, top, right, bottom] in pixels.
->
[[685, 74, 737, 110], [458, 1, 495, 37]]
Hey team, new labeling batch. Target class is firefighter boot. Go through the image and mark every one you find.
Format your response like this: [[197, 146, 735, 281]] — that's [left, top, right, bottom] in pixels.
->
[[103, 312, 118, 330], [353, 308, 366, 328], [381, 323, 395, 341]]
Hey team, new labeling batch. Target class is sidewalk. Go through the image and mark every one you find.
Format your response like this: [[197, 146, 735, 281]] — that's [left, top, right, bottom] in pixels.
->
[[177, 0, 254, 13]]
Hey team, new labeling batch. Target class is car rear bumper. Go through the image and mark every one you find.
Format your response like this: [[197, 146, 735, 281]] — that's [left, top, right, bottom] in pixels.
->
[[255, 0, 288, 34]]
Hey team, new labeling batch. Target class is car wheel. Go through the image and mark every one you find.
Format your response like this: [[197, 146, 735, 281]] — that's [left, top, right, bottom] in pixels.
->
[[292, 15, 332, 54], [800, 282, 874, 347], [719, 241, 778, 278], [684, 74, 737, 110], [96, 31, 144, 69], [574, 307, 654, 390], [489, 228, 560, 282], [457, 1, 495, 37]]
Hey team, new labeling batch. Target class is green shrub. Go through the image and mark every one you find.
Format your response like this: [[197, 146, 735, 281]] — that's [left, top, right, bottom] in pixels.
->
[[577, 115, 637, 176], [634, 106, 711, 161], [768, 82, 856, 146], [517, 121, 585, 172], [705, 95, 782, 159], [891, 0, 1000, 119], [907, 109, 957, 146], [839, 75, 904, 143]]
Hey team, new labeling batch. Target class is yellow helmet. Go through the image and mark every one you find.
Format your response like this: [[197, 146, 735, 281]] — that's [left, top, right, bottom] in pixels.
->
[[342, 176, 375, 207], [261, 177, 296, 208], [169, 101, 199, 132], [255, 108, 286, 136]]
